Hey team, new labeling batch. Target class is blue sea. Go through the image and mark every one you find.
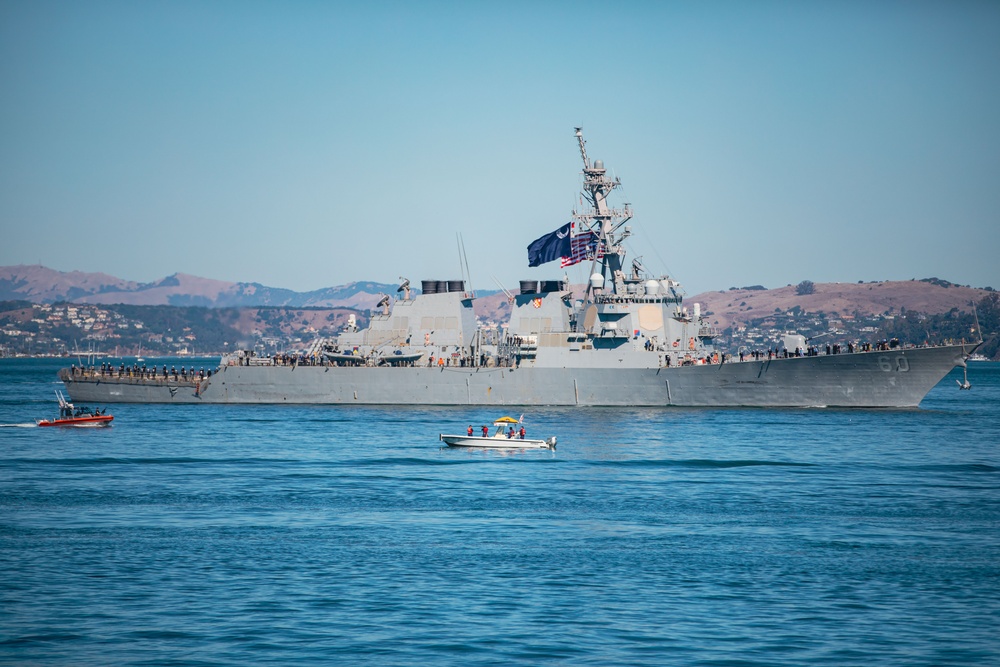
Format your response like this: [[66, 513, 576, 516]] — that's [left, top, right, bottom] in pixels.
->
[[1, 358, 999, 666]]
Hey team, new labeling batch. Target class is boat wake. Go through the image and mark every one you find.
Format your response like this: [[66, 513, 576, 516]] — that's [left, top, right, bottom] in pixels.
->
[[597, 458, 816, 469], [0, 423, 38, 428]]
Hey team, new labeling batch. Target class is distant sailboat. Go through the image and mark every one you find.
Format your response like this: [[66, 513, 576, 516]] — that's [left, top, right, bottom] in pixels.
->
[[137, 344, 144, 363], [73, 340, 108, 364]]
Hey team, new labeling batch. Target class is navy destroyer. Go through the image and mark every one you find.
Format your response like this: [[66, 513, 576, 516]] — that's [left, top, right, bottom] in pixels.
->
[[60, 129, 975, 407]]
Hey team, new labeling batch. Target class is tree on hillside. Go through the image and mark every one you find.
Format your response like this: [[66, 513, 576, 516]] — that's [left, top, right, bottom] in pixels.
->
[[878, 293, 999, 357], [796, 280, 815, 296], [973, 293, 1000, 359]]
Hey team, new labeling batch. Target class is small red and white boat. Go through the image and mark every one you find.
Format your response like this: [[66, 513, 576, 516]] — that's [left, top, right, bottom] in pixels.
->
[[37, 391, 114, 428]]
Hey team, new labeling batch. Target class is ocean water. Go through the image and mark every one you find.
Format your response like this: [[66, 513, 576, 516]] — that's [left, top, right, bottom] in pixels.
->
[[1, 358, 998, 666]]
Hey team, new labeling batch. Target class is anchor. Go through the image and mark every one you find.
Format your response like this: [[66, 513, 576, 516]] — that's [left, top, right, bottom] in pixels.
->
[[957, 364, 972, 390], [957, 304, 983, 390], [957, 344, 972, 390]]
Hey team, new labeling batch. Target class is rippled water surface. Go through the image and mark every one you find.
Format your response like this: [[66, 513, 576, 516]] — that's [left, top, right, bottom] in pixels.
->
[[2, 358, 999, 665]]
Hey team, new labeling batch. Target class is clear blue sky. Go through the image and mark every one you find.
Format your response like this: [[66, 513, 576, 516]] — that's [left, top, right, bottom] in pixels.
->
[[2, 0, 998, 296]]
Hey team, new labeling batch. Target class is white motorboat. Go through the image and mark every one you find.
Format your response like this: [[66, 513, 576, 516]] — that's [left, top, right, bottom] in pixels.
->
[[440, 416, 556, 450]]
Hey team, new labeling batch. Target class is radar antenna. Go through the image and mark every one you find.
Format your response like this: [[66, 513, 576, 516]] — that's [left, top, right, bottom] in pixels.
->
[[397, 277, 411, 301], [376, 293, 391, 316], [631, 258, 647, 279]]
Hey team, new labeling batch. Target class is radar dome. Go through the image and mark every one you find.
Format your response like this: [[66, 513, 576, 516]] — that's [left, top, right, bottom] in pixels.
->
[[590, 273, 605, 289]]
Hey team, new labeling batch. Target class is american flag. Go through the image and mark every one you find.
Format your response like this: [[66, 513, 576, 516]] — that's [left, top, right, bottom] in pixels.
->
[[561, 226, 603, 268]]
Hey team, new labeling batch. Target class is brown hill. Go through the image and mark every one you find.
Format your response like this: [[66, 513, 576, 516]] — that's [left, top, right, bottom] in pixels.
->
[[689, 280, 990, 330], [472, 291, 513, 324], [229, 308, 362, 339], [69, 273, 236, 306], [0, 265, 139, 302]]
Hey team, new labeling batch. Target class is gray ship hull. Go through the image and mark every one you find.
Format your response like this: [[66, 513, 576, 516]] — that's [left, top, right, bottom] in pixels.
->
[[60, 344, 970, 408]]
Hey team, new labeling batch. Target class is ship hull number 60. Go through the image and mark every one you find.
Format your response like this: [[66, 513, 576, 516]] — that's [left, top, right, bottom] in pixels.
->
[[878, 356, 910, 372]]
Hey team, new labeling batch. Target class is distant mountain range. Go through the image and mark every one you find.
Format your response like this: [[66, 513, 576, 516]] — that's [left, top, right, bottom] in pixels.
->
[[0, 265, 398, 310]]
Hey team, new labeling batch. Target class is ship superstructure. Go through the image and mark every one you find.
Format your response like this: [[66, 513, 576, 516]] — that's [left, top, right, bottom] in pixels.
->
[[503, 128, 719, 371]]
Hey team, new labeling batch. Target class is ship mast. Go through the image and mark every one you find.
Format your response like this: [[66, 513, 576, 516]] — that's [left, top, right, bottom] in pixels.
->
[[572, 127, 633, 295]]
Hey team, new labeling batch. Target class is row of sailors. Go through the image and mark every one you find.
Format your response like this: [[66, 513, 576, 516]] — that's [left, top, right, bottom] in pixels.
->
[[738, 344, 852, 362], [69, 363, 212, 381], [230, 352, 325, 367], [736, 339, 898, 362], [231, 351, 327, 367], [667, 337, 904, 367], [228, 350, 487, 368]]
